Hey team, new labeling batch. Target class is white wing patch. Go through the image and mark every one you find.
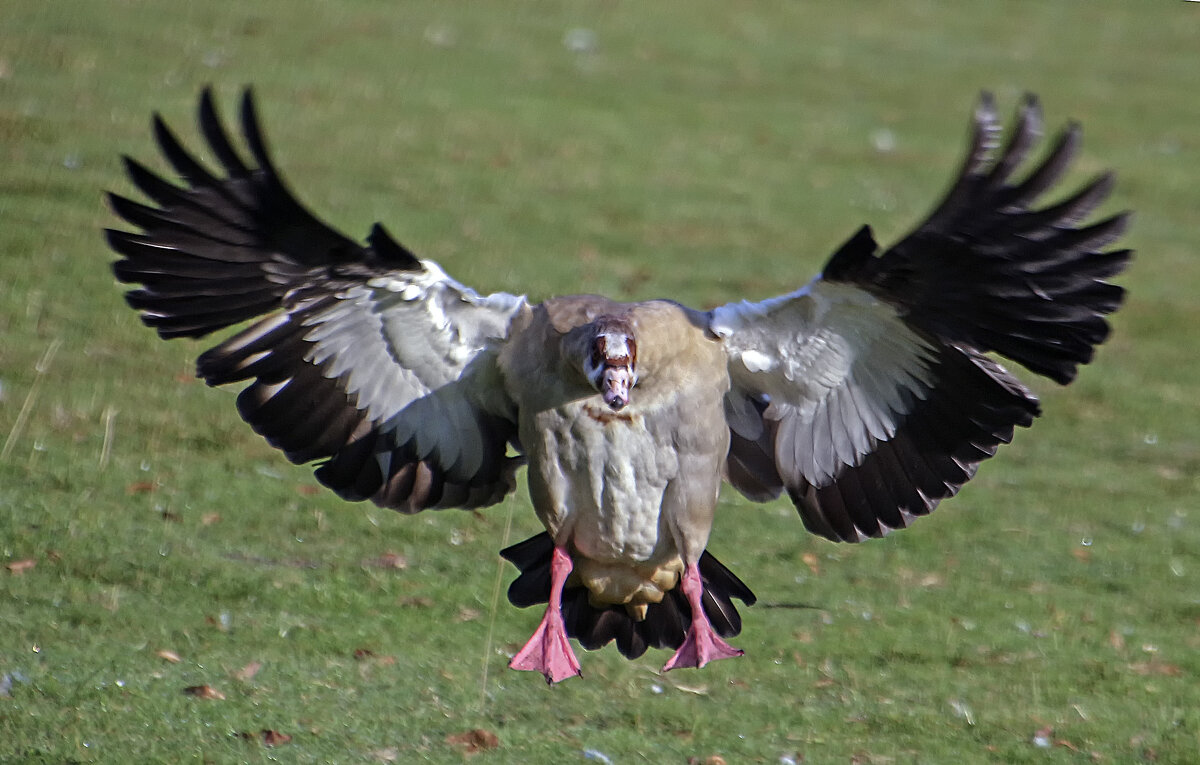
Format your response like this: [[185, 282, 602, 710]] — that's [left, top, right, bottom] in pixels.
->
[[738, 348, 775, 374], [302, 262, 526, 427], [712, 278, 937, 484]]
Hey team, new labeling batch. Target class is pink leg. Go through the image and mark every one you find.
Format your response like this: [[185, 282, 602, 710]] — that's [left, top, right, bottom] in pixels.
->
[[509, 545, 582, 684], [662, 562, 744, 672]]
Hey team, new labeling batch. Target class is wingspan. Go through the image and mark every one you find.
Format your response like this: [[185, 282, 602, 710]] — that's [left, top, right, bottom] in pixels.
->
[[713, 93, 1131, 542], [108, 88, 528, 512]]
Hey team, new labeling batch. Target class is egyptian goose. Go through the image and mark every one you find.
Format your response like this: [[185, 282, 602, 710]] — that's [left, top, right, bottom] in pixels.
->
[[107, 89, 1130, 683]]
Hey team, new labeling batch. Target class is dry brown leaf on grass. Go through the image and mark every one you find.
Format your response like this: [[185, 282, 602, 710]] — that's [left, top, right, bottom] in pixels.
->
[[365, 552, 408, 569], [669, 681, 709, 696], [5, 558, 36, 575], [240, 729, 291, 746], [801, 552, 820, 575], [446, 729, 500, 754], [200, 512, 221, 526], [1129, 660, 1183, 677], [183, 684, 225, 700], [126, 480, 156, 494], [205, 614, 230, 632], [156, 649, 182, 663], [261, 730, 291, 746], [235, 661, 263, 681], [919, 572, 944, 587], [354, 648, 396, 666]]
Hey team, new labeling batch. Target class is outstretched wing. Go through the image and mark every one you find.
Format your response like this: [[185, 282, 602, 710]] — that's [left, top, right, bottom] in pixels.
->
[[107, 88, 529, 512], [712, 94, 1131, 542]]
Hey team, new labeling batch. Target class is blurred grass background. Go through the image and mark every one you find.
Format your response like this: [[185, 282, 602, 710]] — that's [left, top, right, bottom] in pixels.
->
[[1, 1, 1197, 762]]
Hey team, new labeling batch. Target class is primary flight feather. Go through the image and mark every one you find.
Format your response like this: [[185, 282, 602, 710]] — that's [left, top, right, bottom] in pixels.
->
[[108, 89, 1130, 682]]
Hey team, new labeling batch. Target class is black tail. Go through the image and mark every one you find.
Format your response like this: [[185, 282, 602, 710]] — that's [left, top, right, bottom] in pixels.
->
[[500, 533, 757, 660]]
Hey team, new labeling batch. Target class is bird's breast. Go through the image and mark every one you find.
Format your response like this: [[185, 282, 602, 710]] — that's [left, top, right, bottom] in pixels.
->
[[531, 399, 681, 562], [504, 297, 731, 605]]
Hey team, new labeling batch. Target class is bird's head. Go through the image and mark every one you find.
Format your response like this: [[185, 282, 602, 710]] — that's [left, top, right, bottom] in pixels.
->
[[583, 317, 638, 411]]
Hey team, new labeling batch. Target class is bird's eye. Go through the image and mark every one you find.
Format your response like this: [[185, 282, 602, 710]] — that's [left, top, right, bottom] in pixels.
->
[[590, 340, 606, 367]]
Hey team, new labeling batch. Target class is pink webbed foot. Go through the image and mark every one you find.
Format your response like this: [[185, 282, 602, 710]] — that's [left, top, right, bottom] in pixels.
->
[[662, 562, 745, 672], [508, 545, 582, 684], [662, 618, 744, 671], [509, 609, 582, 684]]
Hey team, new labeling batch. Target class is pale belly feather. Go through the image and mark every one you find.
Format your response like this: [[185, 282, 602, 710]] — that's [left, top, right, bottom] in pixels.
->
[[537, 403, 679, 560], [500, 297, 733, 611], [527, 401, 698, 608]]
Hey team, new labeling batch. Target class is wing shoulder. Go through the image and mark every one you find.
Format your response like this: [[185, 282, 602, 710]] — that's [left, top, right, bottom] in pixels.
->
[[712, 94, 1128, 542], [109, 87, 531, 513]]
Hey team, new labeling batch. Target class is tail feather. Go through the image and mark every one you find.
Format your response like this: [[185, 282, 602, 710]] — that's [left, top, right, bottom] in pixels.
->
[[501, 533, 756, 659]]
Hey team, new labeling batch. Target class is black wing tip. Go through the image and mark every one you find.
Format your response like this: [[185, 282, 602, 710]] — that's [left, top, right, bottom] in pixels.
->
[[150, 111, 169, 139], [1093, 211, 1133, 248], [971, 93, 1089, 187], [1107, 245, 1135, 271], [1052, 119, 1083, 156], [975, 90, 997, 121], [196, 85, 254, 176], [149, 114, 181, 168], [1108, 210, 1134, 237], [1056, 121, 1084, 161], [196, 87, 219, 131], [237, 86, 259, 144], [199, 84, 218, 110], [120, 153, 150, 177], [103, 225, 138, 256], [821, 225, 878, 282], [368, 223, 424, 270], [104, 190, 131, 217], [238, 85, 273, 171], [1016, 92, 1042, 128], [1087, 171, 1117, 200], [238, 87, 256, 126]]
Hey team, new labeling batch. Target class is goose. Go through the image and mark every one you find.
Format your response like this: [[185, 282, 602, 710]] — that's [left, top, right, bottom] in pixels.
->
[[107, 89, 1130, 683]]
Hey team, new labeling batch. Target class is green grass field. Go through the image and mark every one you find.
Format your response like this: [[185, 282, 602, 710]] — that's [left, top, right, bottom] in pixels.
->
[[2, 2, 1197, 762]]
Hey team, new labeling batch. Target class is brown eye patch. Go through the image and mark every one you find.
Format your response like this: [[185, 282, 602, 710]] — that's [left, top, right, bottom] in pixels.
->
[[592, 318, 637, 367]]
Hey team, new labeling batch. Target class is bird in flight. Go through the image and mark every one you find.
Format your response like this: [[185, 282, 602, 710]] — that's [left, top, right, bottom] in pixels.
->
[[108, 89, 1129, 683]]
